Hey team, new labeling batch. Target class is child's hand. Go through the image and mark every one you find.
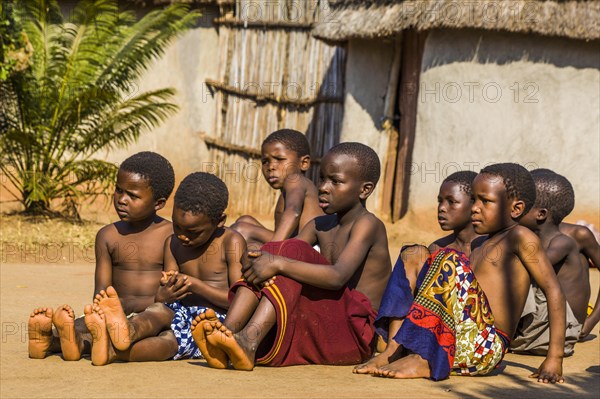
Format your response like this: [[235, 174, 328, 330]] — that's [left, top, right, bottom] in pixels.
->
[[262, 276, 276, 287], [160, 271, 177, 285], [155, 271, 191, 304], [247, 250, 262, 259], [244, 252, 280, 286], [529, 358, 564, 384]]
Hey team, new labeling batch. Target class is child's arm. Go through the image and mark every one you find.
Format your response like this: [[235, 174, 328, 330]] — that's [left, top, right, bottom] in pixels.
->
[[93, 228, 112, 298], [576, 227, 600, 338], [154, 236, 190, 304], [182, 232, 247, 309], [517, 229, 566, 383], [245, 214, 381, 289], [226, 231, 247, 286], [271, 177, 307, 242]]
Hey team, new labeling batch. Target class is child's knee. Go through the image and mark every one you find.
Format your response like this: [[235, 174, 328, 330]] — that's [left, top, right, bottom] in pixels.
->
[[235, 215, 256, 224], [231, 221, 253, 238], [145, 303, 174, 320]]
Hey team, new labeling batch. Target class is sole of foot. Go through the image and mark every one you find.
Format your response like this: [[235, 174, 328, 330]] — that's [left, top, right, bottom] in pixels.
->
[[84, 304, 111, 366], [96, 286, 131, 351], [191, 309, 228, 369], [52, 304, 81, 361], [28, 307, 54, 359], [206, 321, 254, 371]]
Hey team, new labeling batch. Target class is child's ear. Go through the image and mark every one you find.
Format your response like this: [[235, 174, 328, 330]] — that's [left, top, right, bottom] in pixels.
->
[[510, 199, 526, 219], [299, 155, 311, 172], [359, 182, 375, 200], [536, 208, 548, 222], [154, 198, 167, 211], [217, 214, 227, 228]]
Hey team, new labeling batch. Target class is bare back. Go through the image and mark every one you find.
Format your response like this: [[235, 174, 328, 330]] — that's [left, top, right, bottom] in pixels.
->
[[544, 233, 590, 324], [310, 213, 391, 310], [95, 217, 172, 314]]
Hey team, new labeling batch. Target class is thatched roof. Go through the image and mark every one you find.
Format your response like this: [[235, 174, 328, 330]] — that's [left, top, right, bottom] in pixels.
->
[[313, 0, 600, 41]]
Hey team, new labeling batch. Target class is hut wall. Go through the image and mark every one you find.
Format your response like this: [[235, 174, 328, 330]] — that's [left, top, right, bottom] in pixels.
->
[[101, 6, 221, 211], [204, 0, 346, 218], [339, 38, 397, 216], [408, 29, 600, 225]]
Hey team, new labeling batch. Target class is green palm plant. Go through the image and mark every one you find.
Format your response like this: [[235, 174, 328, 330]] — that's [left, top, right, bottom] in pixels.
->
[[0, 0, 199, 217]]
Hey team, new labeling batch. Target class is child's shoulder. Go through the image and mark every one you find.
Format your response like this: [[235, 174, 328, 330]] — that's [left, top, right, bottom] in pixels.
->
[[563, 223, 596, 243], [547, 232, 577, 253], [283, 172, 315, 191], [505, 224, 538, 243], [352, 211, 387, 240], [222, 225, 244, 239]]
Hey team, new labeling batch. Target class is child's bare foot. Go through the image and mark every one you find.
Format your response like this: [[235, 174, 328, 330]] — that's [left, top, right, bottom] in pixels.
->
[[28, 307, 54, 359], [95, 286, 132, 351], [52, 305, 81, 361], [191, 309, 228, 369], [205, 321, 254, 371], [373, 354, 431, 379], [84, 304, 115, 366], [353, 341, 403, 375]]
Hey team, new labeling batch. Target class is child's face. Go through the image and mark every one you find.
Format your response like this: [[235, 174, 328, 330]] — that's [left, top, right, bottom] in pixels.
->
[[261, 142, 308, 189], [318, 153, 363, 215], [113, 170, 158, 222], [172, 207, 222, 248], [437, 181, 472, 231], [471, 173, 515, 234]]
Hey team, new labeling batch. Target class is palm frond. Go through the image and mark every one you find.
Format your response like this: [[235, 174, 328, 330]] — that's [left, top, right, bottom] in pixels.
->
[[3, 0, 199, 214]]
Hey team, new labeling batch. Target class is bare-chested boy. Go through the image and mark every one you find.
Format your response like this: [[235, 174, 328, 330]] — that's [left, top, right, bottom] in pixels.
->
[[512, 169, 595, 355], [527, 169, 600, 339], [84, 172, 246, 365], [355, 171, 484, 374], [28, 151, 176, 361], [370, 163, 566, 383], [559, 223, 600, 339], [193, 142, 392, 370], [231, 129, 323, 250]]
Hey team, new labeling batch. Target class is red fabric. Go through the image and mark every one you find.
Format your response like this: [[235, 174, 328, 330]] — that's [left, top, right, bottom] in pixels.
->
[[229, 239, 377, 366]]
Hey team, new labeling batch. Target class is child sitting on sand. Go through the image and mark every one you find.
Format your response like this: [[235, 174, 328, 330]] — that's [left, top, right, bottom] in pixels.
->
[[231, 129, 323, 250], [192, 142, 392, 370], [28, 151, 176, 361], [369, 163, 566, 383], [84, 172, 247, 365], [512, 169, 591, 355], [558, 222, 600, 339], [355, 170, 485, 374]]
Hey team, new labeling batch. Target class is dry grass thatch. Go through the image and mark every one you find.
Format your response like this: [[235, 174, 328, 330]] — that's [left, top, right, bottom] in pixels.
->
[[313, 0, 600, 41]]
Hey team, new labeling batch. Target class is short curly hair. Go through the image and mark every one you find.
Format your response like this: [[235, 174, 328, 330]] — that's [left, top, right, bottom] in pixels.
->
[[120, 151, 175, 200], [326, 142, 381, 185], [530, 169, 575, 224], [174, 172, 228, 223], [480, 163, 536, 215], [262, 129, 310, 158], [443, 171, 477, 194]]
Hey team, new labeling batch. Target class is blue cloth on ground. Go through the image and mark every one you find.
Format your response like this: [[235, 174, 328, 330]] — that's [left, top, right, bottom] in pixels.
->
[[166, 301, 226, 360], [374, 246, 417, 341]]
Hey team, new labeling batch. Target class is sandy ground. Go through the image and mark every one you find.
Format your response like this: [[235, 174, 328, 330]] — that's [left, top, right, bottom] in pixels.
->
[[1, 261, 598, 399]]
